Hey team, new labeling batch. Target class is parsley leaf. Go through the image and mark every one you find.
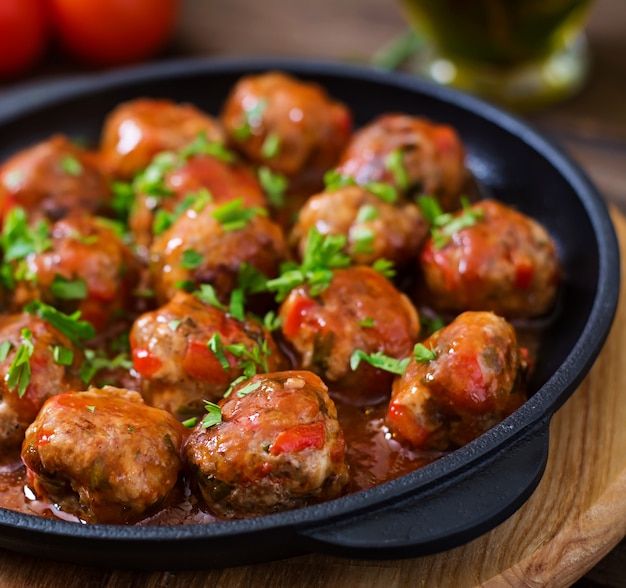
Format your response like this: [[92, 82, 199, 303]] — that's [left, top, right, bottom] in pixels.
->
[[50, 275, 88, 300], [349, 349, 410, 376], [201, 400, 223, 428], [51, 345, 74, 366], [25, 300, 95, 348], [384, 148, 410, 191], [61, 156, 83, 177], [181, 249, 204, 270], [7, 328, 34, 398], [258, 166, 288, 208], [211, 198, 267, 232], [414, 342, 437, 362]]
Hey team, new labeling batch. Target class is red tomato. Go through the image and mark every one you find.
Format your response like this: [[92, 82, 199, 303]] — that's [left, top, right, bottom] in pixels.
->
[[0, 0, 48, 79], [47, 0, 178, 67]]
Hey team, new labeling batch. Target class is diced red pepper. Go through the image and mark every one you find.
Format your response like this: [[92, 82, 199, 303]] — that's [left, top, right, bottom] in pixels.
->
[[132, 347, 163, 378], [387, 402, 431, 449], [270, 421, 325, 455], [182, 340, 230, 385], [514, 257, 534, 290], [282, 294, 317, 337]]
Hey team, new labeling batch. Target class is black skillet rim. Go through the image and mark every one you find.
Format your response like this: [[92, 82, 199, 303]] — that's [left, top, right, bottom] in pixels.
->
[[0, 56, 619, 546]]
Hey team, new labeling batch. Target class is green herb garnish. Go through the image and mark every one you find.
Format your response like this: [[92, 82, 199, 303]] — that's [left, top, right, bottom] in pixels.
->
[[258, 166, 288, 208], [384, 148, 410, 191], [349, 349, 410, 376], [50, 275, 88, 300], [7, 329, 34, 397], [413, 342, 437, 362], [25, 300, 95, 348], [51, 345, 74, 366], [201, 401, 223, 428], [61, 156, 83, 177], [211, 198, 267, 232]]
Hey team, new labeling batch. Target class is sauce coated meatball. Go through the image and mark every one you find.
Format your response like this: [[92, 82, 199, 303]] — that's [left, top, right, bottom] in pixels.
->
[[279, 266, 420, 405], [130, 291, 286, 417], [290, 184, 428, 267], [11, 216, 140, 328], [221, 71, 352, 190], [100, 98, 226, 179], [0, 313, 84, 449], [21, 386, 186, 524], [388, 311, 527, 451], [336, 113, 467, 212], [129, 150, 267, 249], [184, 371, 349, 517], [149, 199, 287, 305], [0, 135, 111, 223], [419, 199, 561, 318]]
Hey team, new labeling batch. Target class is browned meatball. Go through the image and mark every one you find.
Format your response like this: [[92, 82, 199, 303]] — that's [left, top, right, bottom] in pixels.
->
[[130, 291, 286, 417], [0, 313, 84, 449], [279, 266, 420, 405], [388, 311, 527, 451], [129, 150, 267, 249], [419, 199, 561, 318], [290, 184, 428, 267], [221, 72, 352, 190], [10, 216, 140, 329], [149, 199, 287, 305], [336, 113, 467, 211], [99, 98, 226, 179], [184, 370, 349, 517], [0, 135, 111, 224], [21, 386, 185, 524]]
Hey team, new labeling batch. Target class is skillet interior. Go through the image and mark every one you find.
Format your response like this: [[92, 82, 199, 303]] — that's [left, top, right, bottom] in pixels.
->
[[0, 57, 619, 569]]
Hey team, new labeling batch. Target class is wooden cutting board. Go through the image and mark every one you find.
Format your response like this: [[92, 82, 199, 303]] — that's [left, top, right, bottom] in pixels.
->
[[0, 209, 625, 587]]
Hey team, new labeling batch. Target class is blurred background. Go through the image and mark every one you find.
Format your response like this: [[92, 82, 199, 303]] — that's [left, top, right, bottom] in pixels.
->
[[0, 0, 625, 585]]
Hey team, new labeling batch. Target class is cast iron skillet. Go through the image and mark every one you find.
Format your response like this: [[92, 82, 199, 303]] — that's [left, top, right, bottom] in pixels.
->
[[0, 58, 619, 570]]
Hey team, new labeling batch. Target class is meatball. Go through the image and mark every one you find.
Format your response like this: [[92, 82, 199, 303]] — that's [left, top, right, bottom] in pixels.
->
[[335, 113, 467, 212], [290, 184, 428, 267], [387, 311, 527, 451], [21, 386, 186, 524], [279, 266, 420, 405], [184, 370, 349, 517], [221, 71, 352, 190], [0, 135, 111, 223], [130, 291, 286, 417], [11, 216, 141, 328], [149, 199, 287, 305], [419, 199, 561, 318], [99, 98, 226, 179], [129, 151, 267, 249], [0, 313, 84, 449]]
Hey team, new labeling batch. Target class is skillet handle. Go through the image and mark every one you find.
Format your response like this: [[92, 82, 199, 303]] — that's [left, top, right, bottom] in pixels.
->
[[297, 420, 550, 559]]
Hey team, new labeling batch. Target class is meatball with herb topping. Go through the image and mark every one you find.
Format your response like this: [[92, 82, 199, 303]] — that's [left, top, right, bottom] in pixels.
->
[[9, 214, 140, 329], [0, 312, 85, 449], [419, 199, 561, 318], [290, 184, 428, 267], [0, 135, 112, 223], [149, 198, 287, 306], [277, 265, 420, 405], [387, 311, 527, 451], [335, 113, 467, 212], [184, 370, 349, 518], [21, 386, 186, 524], [221, 71, 352, 191], [129, 143, 267, 250], [99, 98, 226, 180], [130, 290, 286, 418]]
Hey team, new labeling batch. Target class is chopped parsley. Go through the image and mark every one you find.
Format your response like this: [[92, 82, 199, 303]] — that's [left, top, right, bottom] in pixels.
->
[[50, 275, 88, 300], [195, 284, 226, 310], [51, 345, 74, 366], [182, 417, 198, 429], [266, 227, 351, 301], [261, 132, 281, 159], [384, 148, 410, 191], [168, 319, 182, 332], [60, 156, 83, 177], [417, 195, 483, 249], [180, 249, 204, 270], [211, 198, 267, 232], [413, 342, 437, 362], [350, 225, 375, 254], [233, 98, 268, 140], [365, 182, 398, 204], [0, 341, 11, 362], [6, 329, 34, 398], [349, 349, 410, 376], [207, 333, 230, 371], [371, 258, 396, 279], [420, 313, 446, 335], [201, 401, 223, 428], [80, 348, 133, 385], [25, 300, 95, 348], [358, 317, 376, 328], [356, 204, 379, 223], [258, 166, 288, 208], [323, 170, 356, 191], [1, 207, 51, 263]]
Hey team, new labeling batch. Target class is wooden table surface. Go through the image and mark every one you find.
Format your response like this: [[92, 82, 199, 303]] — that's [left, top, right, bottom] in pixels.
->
[[0, 0, 625, 585]]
